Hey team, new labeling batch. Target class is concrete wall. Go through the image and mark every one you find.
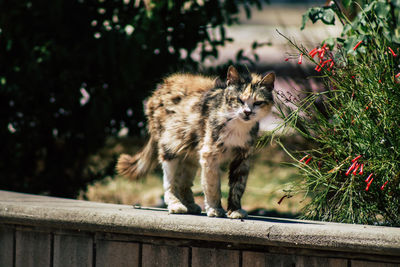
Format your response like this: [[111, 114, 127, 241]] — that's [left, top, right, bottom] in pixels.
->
[[0, 190, 399, 267]]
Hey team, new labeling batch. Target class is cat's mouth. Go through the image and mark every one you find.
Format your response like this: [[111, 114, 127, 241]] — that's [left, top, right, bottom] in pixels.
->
[[241, 114, 253, 122]]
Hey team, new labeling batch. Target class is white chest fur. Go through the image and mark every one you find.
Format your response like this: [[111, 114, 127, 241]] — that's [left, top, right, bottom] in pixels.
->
[[220, 119, 255, 148]]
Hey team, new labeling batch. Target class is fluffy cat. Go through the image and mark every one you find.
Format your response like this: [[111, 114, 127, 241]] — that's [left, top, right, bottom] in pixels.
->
[[117, 65, 275, 219]]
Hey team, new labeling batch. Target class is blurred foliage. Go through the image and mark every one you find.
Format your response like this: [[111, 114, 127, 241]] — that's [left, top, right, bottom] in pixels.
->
[[302, 0, 400, 51], [0, 0, 266, 197]]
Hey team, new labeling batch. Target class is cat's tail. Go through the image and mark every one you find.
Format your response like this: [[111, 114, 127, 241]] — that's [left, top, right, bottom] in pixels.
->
[[116, 136, 158, 180]]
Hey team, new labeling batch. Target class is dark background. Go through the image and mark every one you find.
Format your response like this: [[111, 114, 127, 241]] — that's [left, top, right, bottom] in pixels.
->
[[0, 0, 323, 197]]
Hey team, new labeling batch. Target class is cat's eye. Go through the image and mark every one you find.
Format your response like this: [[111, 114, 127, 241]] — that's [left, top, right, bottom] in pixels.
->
[[253, 101, 266, 106], [237, 97, 244, 104]]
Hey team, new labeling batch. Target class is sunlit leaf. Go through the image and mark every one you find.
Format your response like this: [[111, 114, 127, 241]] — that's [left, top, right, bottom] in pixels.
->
[[375, 1, 390, 19], [322, 9, 335, 25]]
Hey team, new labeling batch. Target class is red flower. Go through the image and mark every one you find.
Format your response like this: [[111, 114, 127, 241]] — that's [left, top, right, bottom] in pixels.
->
[[327, 61, 335, 71], [299, 155, 309, 162], [352, 155, 362, 162], [365, 177, 374, 191], [358, 163, 364, 175], [388, 47, 397, 57], [320, 59, 332, 68], [395, 73, 400, 78], [320, 49, 325, 58], [353, 41, 362, 51], [309, 48, 317, 56], [305, 157, 312, 165], [298, 53, 303, 64], [365, 173, 373, 183], [352, 163, 360, 175], [308, 44, 334, 72], [310, 50, 318, 58], [380, 181, 388, 190], [345, 161, 358, 176], [285, 58, 289, 61]]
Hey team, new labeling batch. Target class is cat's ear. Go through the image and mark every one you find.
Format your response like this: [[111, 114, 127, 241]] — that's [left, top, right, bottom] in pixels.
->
[[260, 72, 275, 88], [226, 65, 241, 86]]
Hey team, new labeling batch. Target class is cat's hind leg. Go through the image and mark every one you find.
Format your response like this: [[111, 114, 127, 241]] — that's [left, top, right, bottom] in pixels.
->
[[162, 159, 189, 214], [176, 159, 202, 214]]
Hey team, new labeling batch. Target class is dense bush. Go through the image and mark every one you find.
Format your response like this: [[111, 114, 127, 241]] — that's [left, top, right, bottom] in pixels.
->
[[0, 0, 265, 197], [275, 0, 400, 225]]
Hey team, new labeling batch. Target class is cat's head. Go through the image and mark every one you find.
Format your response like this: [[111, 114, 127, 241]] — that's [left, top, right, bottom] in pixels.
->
[[221, 65, 275, 123]]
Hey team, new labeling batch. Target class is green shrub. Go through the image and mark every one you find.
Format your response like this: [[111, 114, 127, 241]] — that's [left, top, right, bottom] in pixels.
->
[[272, 0, 400, 225]]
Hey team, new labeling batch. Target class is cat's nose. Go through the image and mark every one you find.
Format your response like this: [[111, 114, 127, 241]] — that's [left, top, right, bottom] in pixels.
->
[[244, 110, 252, 116]]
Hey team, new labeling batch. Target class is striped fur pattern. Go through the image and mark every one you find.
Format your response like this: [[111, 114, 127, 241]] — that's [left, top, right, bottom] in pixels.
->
[[117, 65, 275, 219]]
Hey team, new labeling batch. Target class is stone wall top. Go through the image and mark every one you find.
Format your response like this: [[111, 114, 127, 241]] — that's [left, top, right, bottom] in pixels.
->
[[1, 190, 399, 256]]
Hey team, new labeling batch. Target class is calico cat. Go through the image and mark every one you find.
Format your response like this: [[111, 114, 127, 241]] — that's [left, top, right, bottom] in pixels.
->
[[117, 65, 275, 219]]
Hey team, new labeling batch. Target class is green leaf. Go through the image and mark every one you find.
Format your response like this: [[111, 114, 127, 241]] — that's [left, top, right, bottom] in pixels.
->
[[322, 8, 335, 25], [342, 0, 351, 8], [392, 35, 400, 45], [375, 2, 390, 19], [251, 41, 258, 50], [383, 28, 393, 43], [301, 7, 336, 30], [393, 28, 400, 44], [363, 2, 375, 12], [219, 26, 226, 40], [236, 49, 244, 61], [301, 13, 309, 30], [358, 25, 369, 35], [343, 35, 357, 54], [254, 53, 259, 62], [309, 7, 324, 23], [253, 0, 262, 10], [323, 37, 335, 49], [244, 4, 251, 19], [359, 17, 367, 27], [342, 24, 352, 36], [336, 37, 345, 45], [168, 0, 174, 10], [393, 0, 400, 8]]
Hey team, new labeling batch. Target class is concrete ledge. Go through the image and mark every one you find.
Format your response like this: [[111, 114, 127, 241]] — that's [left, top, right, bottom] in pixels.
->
[[1, 190, 399, 257]]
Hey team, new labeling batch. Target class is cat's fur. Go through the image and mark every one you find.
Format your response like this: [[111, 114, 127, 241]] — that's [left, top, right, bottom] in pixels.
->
[[117, 66, 275, 219]]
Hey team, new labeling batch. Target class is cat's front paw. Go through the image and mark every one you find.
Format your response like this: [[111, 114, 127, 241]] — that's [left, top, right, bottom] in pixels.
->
[[206, 207, 226, 218], [187, 203, 202, 215], [227, 209, 248, 219], [168, 202, 188, 214]]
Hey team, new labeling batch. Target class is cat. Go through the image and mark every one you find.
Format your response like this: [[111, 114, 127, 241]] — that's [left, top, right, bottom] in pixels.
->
[[117, 65, 275, 219]]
